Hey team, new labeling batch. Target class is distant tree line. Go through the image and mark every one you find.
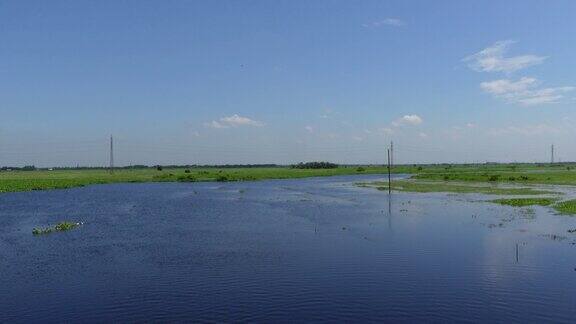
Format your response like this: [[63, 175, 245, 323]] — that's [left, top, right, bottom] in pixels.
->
[[1, 165, 36, 171], [290, 162, 338, 169], [1, 164, 282, 171]]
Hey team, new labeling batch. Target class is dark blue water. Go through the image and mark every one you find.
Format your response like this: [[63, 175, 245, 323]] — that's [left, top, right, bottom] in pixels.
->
[[2, 175, 576, 322]]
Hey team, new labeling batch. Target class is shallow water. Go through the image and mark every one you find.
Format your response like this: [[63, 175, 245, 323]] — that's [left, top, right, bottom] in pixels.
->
[[1, 175, 576, 322]]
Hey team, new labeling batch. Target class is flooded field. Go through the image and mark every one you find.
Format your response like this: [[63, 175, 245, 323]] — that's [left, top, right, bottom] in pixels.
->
[[1, 175, 576, 322]]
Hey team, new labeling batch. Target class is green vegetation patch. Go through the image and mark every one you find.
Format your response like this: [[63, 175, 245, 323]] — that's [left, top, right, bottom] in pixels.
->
[[410, 164, 576, 186], [361, 180, 554, 195], [32, 221, 82, 235], [0, 166, 392, 194], [553, 199, 576, 215], [491, 197, 558, 207]]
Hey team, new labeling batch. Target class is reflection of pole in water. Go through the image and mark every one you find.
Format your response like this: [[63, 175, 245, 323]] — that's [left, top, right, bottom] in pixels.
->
[[515, 243, 519, 263], [388, 193, 393, 231]]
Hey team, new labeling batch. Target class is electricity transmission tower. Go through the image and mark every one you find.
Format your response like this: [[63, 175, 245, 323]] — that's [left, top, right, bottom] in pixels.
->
[[551, 144, 554, 164]]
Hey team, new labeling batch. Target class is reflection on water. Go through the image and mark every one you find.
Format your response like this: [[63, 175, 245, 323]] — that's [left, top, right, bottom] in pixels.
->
[[1, 174, 576, 322]]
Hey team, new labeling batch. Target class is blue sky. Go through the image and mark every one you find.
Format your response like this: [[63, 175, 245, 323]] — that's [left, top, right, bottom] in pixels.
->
[[1, 0, 576, 166]]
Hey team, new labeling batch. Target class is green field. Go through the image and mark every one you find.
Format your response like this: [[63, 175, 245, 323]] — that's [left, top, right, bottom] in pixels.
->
[[3, 163, 576, 194], [0, 166, 391, 193], [407, 163, 576, 185]]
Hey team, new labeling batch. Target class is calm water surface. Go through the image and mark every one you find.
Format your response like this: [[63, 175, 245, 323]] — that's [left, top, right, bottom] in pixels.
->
[[1, 175, 576, 322]]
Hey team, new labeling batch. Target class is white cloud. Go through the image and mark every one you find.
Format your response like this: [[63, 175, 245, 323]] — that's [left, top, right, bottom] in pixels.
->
[[464, 40, 546, 73], [392, 114, 423, 126], [220, 114, 264, 127], [305, 125, 314, 133], [466, 123, 476, 128], [205, 114, 264, 129], [204, 120, 228, 129], [418, 132, 428, 139], [363, 18, 405, 28], [352, 135, 364, 141], [379, 127, 395, 135], [480, 77, 537, 94], [480, 77, 575, 105]]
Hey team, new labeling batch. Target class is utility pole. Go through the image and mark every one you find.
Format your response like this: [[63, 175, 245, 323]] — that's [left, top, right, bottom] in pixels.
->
[[551, 144, 554, 164], [109, 135, 114, 174], [390, 141, 394, 168], [387, 148, 391, 194]]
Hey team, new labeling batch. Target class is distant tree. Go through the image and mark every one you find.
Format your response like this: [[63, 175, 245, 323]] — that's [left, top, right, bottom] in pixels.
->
[[290, 162, 338, 169]]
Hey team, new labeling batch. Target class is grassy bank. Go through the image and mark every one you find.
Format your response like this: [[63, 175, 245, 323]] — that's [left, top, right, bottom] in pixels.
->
[[490, 198, 558, 207], [408, 163, 576, 185], [0, 166, 390, 193], [553, 200, 576, 214], [360, 180, 555, 195]]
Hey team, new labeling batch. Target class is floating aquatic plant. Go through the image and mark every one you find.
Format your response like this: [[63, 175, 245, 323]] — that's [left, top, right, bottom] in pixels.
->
[[32, 221, 82, 236]]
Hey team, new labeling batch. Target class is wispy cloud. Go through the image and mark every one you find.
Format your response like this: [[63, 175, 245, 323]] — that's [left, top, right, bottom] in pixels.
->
[[392, 114, 423, 127], [205, 114, 264, 129], [205, 120, 228, 129], [305, 125, 314, 133], [363, 18, 405, 28], [464, 40, 546, 73], [379, 127, 395, 135], [481, 77, 575, 105], [487, 124, 561, 136]]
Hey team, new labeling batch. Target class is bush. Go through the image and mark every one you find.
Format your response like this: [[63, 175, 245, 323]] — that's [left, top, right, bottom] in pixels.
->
[[290, 162, 338, 169], [216, 175, 230, 182], [488, 175, 500, 182], [356, 167, 366, 172], [177, 175, 197, 182], [184, 169, 191, 173], [156, 165, 163, 171]]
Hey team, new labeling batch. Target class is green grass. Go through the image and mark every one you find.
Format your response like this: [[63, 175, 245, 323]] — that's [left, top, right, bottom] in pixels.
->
[[553, 199, 576, 215], [32, 221, 81, 235], [4, 162, 576, 194], [0, 166, 390, 194], [409, 163, 576, 185], [360, 180, 554, 195], [490, 197, 558, 207]]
